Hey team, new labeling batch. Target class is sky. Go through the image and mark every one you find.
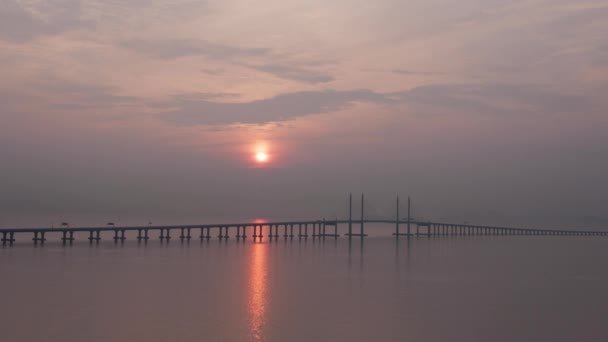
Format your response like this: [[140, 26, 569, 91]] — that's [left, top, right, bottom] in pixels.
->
[[1, 0, 607, 229]]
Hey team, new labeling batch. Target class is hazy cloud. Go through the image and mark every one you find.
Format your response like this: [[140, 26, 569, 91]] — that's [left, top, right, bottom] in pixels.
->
[[161, 89, 388, 125], [122, 38, 270, 59], [0, 0, 92, 42], [160, 82, 594, 126], [396, 83, 592, 116], [253, 64, 334, 84], [392, 69, 445, 76]]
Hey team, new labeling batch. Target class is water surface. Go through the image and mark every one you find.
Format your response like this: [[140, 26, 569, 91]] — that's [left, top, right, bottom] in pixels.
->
[[1, 235, 607, 342]]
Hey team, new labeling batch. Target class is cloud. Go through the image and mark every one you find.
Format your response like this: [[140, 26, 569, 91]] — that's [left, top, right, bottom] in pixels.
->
[[161, 89, 388, 125], [253, 64, 334, 84], [123, 39, 334, 84], [159, 82, 595, 126], [394, 83, 592, 116], [592, 43, 608, 67], [0, 77, 138, 113], [392, 69, 445, 76], [121, 38, 270, 59], [0, 0, 92, 42]]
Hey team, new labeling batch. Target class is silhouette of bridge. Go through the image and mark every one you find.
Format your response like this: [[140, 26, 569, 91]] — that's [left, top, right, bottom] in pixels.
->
[[1, 194, 606, 245]]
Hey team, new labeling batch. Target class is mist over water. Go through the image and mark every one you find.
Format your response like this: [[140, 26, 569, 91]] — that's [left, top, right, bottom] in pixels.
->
[[1, 235, 607, 342]]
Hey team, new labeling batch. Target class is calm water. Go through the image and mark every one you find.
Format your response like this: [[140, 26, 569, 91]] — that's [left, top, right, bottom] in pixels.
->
[[1, 234, 607, 342]]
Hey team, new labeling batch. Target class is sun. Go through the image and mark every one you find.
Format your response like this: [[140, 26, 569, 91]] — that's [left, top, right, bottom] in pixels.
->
[[255, 152, 268, 163]]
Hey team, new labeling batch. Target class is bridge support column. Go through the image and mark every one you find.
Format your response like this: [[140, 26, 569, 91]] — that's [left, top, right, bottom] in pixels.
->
[[33, 231, 46, 244], [62, 231, 74, 243], [360, 194, 365, 237], [349, 193, 353, 239], [290, 224, 294, 238], [2, 232, 16, 245]]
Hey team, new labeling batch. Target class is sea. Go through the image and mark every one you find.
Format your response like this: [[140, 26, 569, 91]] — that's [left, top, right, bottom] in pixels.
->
[[1, 227, 607, 342]]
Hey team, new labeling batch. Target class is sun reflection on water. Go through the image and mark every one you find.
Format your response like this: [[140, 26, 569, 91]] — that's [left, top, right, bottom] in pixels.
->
[[248, 242, 268, 342]]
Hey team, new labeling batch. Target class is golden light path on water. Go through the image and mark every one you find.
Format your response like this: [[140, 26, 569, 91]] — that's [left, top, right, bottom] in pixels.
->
[[248, 241, 268, 342]]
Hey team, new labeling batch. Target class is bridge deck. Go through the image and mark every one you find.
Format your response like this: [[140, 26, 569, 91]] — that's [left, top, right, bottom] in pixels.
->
[[0, 219, 605, 235]]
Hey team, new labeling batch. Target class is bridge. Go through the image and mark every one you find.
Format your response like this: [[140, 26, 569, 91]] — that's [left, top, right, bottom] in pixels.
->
[[1, 194, 606, 245]]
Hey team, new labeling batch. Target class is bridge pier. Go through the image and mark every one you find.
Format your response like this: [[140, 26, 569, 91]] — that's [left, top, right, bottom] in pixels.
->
[[90, 230, 95, 242], [322, 220, 326, 237], [290, 223, 294, 238], [2, 231, 15, 245], [113, 229, 125, 242], [62, 231, 75, 243], [33, 231, 46, 244]]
